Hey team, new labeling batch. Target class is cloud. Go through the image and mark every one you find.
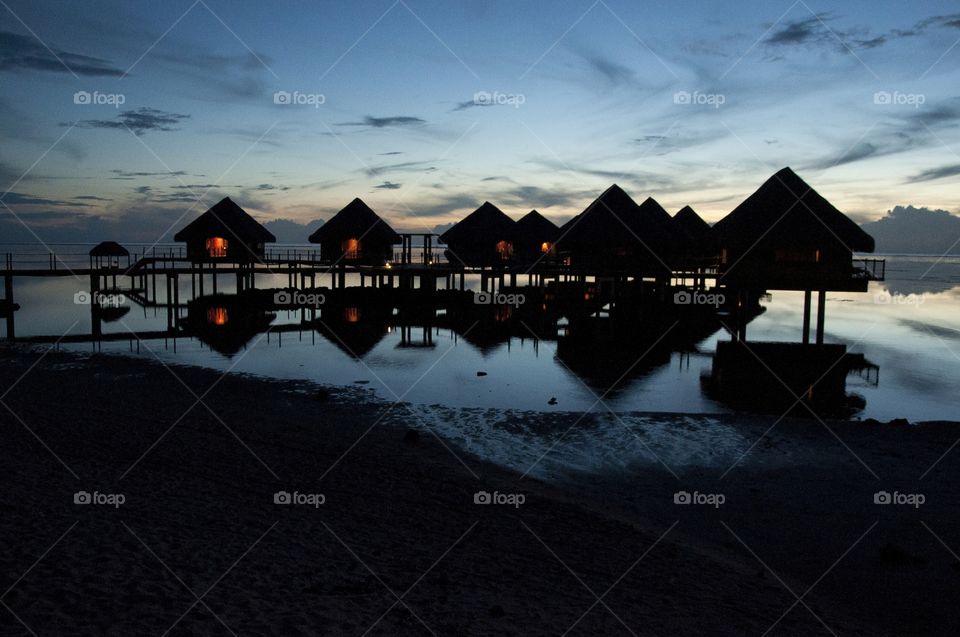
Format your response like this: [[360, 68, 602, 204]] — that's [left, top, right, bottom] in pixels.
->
[[74, 108, 190, 135], [339, 116, 426, 129], [362, 160, 436, 177], [766, 15, 830, 46], [452, 99, 495, 112], [0, 192, 91, 206], [908, 163, 960, 183], [582, 53, 636, 85], [378, 151, 404, 155], [110, 169, 194, 179], [374, 181, 401, 190], [0, 30, 124, 76]]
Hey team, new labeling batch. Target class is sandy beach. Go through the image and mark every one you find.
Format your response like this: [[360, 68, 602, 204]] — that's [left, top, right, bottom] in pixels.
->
[[1, 344, 958, 636]]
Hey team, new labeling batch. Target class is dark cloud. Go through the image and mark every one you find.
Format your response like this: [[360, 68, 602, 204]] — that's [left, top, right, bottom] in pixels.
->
[[0, 30, 123, 76], [0, 192, 90, 207], [452, 99, 495, 112], [583, 53, 636, 85], [339, 116, 426, 128], [374, 181, 402, 190], [909, 163, 960, 183], [378, 151, 404, 155], [766, 15, 829, 46], [74, 108, 190, 135], [110, 169, 193, 179], [73, 195, 112, 201], [765, 12, 960, 53], [363, 161, 436, 177], [501, 185, 586, 209]]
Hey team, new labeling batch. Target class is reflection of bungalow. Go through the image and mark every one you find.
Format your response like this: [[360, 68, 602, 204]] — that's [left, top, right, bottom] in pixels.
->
[[174, 197, 276, 262], [555, 185, 676, 273], [309, 198, 400, 265], [712, 168, 876, 291], [672, 206, 717, 261], [440, 202, 518, 267], [515, 210, 559, 263], [186, 293, 276, 357]]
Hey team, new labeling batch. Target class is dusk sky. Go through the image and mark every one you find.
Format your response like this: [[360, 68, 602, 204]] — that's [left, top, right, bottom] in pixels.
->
[[2, 0, 959, 242]]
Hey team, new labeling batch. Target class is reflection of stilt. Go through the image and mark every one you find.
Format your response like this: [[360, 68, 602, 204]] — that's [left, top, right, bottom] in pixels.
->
[[816, 290, 826, 345], [4, 274, 14, 340], [802, 290, 811, 344]]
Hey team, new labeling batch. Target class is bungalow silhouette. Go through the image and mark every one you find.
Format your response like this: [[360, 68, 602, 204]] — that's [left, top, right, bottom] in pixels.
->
[[712, 167, 876, 291], [515, 209, 560, 263], [672, 206, 717, 261], [440, 201, 518, 267], [309, 198, 400, 266], [556, 185, 677, 273], [174, 197, 275, 262]]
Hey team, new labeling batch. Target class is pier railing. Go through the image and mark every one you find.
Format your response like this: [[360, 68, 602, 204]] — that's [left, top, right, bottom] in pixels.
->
[[852, 258, 885, 281]]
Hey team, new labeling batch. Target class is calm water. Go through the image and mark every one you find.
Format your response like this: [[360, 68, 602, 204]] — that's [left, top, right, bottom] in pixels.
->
[[4, 251, 959, 422]]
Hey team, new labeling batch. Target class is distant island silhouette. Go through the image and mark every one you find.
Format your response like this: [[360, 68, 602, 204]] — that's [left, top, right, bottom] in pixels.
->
[[862, 206, 960, 255]]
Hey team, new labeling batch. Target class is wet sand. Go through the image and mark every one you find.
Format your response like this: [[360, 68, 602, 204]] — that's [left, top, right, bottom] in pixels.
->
[[1, 344, 958, 636]]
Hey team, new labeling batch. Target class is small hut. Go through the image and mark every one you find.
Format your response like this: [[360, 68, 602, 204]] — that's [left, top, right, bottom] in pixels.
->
[[308, 198, 400, 265], [439, 201, 518, 267], [672, 206, 717, 261], [515, 210, 560, 263], [556, 185, 676, 273], [89, 241, 130, 270], [174, 197, 276, 262], [712, 167, 875, 290]]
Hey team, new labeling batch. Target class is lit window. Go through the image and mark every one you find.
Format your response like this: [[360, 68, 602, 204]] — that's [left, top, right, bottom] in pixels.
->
[[341, 238, 360, 259], [205, 237, 228, 258], [495, 240, 513, 260], [344, 307, 360, 322], [540, 241, 552, 253], [207, 307, 228, 325]]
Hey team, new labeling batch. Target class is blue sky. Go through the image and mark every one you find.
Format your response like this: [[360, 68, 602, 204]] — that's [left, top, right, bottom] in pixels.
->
[[2, 0, 959, 242]]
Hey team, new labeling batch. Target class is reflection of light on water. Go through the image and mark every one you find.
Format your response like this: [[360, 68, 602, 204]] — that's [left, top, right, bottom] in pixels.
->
[[344, 307, 359, 323], [206, 307, 228, 325]]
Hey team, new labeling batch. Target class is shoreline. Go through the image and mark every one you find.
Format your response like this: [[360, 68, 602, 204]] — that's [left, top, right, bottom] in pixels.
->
[[2, 344, 959, 635]]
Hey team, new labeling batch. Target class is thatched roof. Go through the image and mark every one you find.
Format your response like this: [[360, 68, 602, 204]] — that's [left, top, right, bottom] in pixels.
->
[[308, 198, 400, 245], [516, 210, 559, 243], [558, 185, 676, 249], [439, 201, 517, 245], [89, 241, 129, 257], [174, 197, 276, 243], [713, 168, 874, 253], [673, 206, 711, 239]]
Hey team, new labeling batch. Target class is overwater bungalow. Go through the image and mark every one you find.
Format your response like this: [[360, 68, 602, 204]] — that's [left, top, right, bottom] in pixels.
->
[[712, 167, 876, 291], [439, 201, 518, 267], [672, 206, 717, 261], [174, 197, 276, 262], [515, 209, 560, 263], [308, 198, 401, 266], [555, 185, 677, 274]]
